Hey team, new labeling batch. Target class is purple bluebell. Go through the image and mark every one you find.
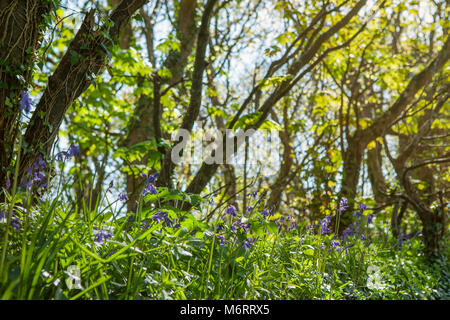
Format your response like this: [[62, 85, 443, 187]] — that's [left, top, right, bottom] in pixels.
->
[[19, 91, 32, 113], [68, 144, 80, 157], [142, 172, 159, 184], [288, 221, 298, 232], [118, 192, 128, 201], [95, 230, 113, 244], [367, 213, 374, 224], [225, 205, 237, 217], [240, 222, 251, 233], [242, 239, 255, 250], [261, 208, 273, 219], [143, 183, 157, 196], [331, 240, 340, 250], [320, 215, 332, 235], [342, 224, 355, 241], [152, 211, 169, 224], [340, 197, 348, 212], [217, 235, 229, 245], [56, 151, 68, 161]]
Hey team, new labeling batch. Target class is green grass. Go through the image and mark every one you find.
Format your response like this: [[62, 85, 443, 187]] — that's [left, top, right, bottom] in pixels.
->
[[0, 184, 448, 300]]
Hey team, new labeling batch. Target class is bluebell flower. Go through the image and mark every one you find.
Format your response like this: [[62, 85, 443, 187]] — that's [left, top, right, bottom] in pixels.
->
[[342, 224, 355, 241], [33, 156, 46, 170], [56, 151, 68, 161], [118, 192, 128, 201], [216, 223, 224, 232], [142, 172, 159, 184], [288, 221, 298, 232], [19, 91, 32, 113], [152, 211, 169, 224], [33, 171, 44, 183], [261, 208, 273, 219], [94, 229, 113, 244], [331, 240, 340, 250], [0, 210, 20, 231], [340, 197, 348, 212], [240, 222, 251, 233], [225, 205, 237, 216], [358, 203, 367, 212], [367, 213, 374, 224], [68, 144, 80, 157], [6, 178, 10, 190], [217, 235, 229, 245], [320, 215, 332, 235], [142, 183, 157, 196], [242, 239, 255, 250]]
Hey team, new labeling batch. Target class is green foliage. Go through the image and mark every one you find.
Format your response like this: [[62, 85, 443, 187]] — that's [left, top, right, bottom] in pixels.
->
[[0, 181, 448, 300]]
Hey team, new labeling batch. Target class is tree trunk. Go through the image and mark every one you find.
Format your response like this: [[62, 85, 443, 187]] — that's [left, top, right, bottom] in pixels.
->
[[0, 0, 51, 190]]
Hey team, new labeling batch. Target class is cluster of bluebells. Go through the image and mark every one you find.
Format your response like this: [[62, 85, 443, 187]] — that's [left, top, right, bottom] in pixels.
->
[[56, 144, 80, 161], [0, 210, 20, 232], [242, 237, 256, 250], [286, 215, 298, 232], [217, 205, 259, 249], [208, 193, 218, 205], [320, 215, 332, 235], [261, 208, 274, 220], [397, 231, 416, 248], [275, 214, 298, 232], [232, 220, 251, 233], [216, 235, 229, 245], [142, 172, 159, 196], [21, 156, 48, 192], [94, 229, 113, 244], [342, 203, 372, 242], [306, 215, 332, 235], [118, 192, 129, 202], [340, 197, 349, 213], [19, 91, 33, 114], [304, 200, 374, 253], [151, 210, 180, 229], [225, 205, 237, 217]]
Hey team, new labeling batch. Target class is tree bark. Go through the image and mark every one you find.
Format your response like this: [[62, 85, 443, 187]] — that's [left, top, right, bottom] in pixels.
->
[[13, 0, 149, 187], [0, 0, 51, 190]]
